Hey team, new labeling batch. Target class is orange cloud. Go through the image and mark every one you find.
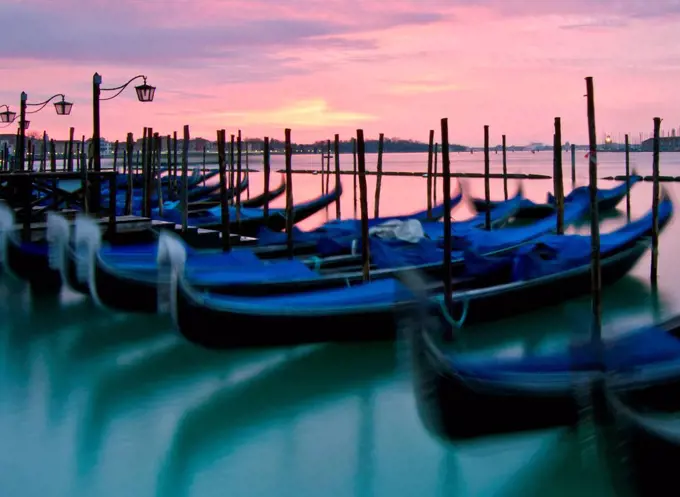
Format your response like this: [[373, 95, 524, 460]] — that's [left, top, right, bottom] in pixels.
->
[[206, 99, 377, 128]]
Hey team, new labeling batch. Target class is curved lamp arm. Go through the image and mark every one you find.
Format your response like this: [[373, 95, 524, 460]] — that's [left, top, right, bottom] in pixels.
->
[[0, 104, 10, 112], [26, 93, 70, 114], [100, 74, 148, 101]]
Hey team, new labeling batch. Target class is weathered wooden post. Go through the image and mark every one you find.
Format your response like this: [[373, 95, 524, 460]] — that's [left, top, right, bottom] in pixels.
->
[[217, 129, 231, 252], [352, 137, 358, 217], [181, 125, 190, 233], [441, 118, 453, 314], [585, 76, 602, 344], [356, 129, 370, 282], [155, 133, 164, 218], [172, 131, 178, 184], [325, 139, 331, 194], [144, 127, 154, 218], [245, 140, 250, 200], [67, 127, 75, 172], [140, 127, 149, 217], [483, 125, 491, 230], [374, 133, 384, 218], [625, 134, 631, 221], [202, 145, 207, 186], [229, 134, 235, 196], [263, 136, 271, 223], [554, 117, 564, 234], [125, 133, 134, 216], [433, 143, 438, 204], [427, 130, 434, 219], [112, 140, 119, 173], [236, 130, 242, 223], [651, 118, 662, 287], [570, 143, 576, 187], [334, 134, 341, 219], [285, 129, 294, 259], [502, 135, 508, 200]]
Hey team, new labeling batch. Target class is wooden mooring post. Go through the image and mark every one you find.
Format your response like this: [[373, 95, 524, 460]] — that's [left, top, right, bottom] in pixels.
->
[[285, 129, 294, 259], [181, 125, 190, 234], [441, 118, 453, 314], [125, 133, 134, 215], [334, 134, 341, 219], [67, 127, 74, 172], [433, 143, 438, 204], [217, 129, 231, 252], [427, 130, 434, 219], [374, 132, 384, 218], [236, 130, 242, 224], [502, 135, 508, 200], [325, 139, 331, 195], [554, 117, 565, 234], [356, 129, 370, 282], [651, 118, 661, 287], [263, 136, 271, 223], [483, 125, 491, 230], [624, 134, 631, 222], [229, 134, 235, 197], [585, 76, 602, 345], [570, 143, 576, 187], [352, 137, 358, 217]]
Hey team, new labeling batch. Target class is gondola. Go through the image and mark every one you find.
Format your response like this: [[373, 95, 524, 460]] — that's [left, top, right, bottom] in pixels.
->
[[169, 191, 671, 349], [604, 369, 680, 497], [183, 176, 286, 211], [240, 176, 286, 208], [155, 181, 341, 237], [0, 172, 250, 294], [471, 173, 640, 218], [411, 310, 680, 443], [64, 191, 512, 312], [112, 175, 249, 216], [254, 180, 467, 248]]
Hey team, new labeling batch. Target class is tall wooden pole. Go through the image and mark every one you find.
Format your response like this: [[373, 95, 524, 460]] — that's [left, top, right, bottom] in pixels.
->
[[585, 76, 602, 345], [651, 118, 662, 287]]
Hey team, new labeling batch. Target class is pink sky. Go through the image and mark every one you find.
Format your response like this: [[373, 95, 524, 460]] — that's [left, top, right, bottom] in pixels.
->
[[2, 0, 680, 145]]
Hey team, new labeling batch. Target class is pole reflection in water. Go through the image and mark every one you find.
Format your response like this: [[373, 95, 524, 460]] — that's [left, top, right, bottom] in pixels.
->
[[0, 156, 679, 497], [154, 343, 396, 497]]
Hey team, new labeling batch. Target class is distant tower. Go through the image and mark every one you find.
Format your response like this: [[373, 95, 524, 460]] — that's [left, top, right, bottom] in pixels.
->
[[673, 129, 677, 138]]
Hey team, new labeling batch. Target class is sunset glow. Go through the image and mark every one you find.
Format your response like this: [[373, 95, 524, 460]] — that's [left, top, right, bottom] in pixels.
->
[[2, 0, 680, 144]]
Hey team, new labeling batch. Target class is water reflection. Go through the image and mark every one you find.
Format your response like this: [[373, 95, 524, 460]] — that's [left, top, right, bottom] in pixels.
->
[[156, 343, 394, 497], [1, 153, 679, 497]]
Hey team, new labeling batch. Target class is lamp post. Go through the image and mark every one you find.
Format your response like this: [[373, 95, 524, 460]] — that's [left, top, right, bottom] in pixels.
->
[[92, 73, 155, 212], [16, 92, 72, 171], [0, 104, 17, 124]]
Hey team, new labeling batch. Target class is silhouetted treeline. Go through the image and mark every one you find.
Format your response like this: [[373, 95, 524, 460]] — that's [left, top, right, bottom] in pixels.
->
[[249, 137, 467, 153]]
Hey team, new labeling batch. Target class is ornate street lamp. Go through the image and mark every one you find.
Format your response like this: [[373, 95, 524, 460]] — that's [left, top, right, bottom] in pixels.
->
[[0, 104, 17, 123], [91, 73, 156, 211], [16, 92, 73, 171]]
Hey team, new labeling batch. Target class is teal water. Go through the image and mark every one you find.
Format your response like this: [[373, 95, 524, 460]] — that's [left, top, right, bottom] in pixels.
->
[[2, 151, 678, 497]]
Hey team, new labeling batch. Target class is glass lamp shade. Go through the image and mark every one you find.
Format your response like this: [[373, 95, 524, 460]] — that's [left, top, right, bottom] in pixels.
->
[[22, 120, 30, 130], [135, 83, 156, 102], [0, 110, 16, 123], [54, 100, 73, 115]]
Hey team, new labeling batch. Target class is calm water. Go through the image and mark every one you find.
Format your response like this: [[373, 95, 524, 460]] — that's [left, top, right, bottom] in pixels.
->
[[2, 152, 678, 497]]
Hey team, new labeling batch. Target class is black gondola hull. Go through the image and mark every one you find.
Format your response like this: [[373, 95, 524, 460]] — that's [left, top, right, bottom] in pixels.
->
[[413, 240, 651, 441], [91, 256, 159, 313], [6, 235, 62, 294], [174, 281, 410, 349], [457, 240, 649, 326]]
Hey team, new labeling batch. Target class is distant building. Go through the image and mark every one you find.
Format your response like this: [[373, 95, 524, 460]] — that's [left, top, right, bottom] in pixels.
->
[[641, 136, 680, 152]]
